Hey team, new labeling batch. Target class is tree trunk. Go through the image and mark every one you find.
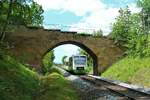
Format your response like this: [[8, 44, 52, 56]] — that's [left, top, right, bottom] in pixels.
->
[[0, 0, 13, 42]]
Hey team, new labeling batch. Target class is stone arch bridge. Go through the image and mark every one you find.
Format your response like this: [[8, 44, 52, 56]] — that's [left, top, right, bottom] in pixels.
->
[[6, 26, 123, 75]]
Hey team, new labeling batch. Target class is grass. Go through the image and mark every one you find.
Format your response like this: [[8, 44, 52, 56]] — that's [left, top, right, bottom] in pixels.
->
[[130, 68, 150, 87], [0, 55, 40, 100], [102, 56, 150, 88], [37, 73, 79, 100], [0, 55, 79, 100]]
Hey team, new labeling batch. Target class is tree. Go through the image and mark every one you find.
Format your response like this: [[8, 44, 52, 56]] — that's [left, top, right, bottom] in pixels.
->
[[0, 0, 13, 41], [136, 0, 150, 57], [125, 13, 146, 56], [111, 7, 132, 48], [111, 5, 150, 57], [92, 29, 103, 37], [0, 0, 44, 41], [62, 56, 67, 65], [137, 0, 150, 31], [42, 50, 55, 74]]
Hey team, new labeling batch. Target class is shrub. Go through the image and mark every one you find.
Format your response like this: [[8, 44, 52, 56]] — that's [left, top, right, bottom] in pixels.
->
[[42, 50, 55, 74]]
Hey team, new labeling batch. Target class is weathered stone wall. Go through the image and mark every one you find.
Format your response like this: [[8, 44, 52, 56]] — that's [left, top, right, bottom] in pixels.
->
[[6, 26, 123, 75]]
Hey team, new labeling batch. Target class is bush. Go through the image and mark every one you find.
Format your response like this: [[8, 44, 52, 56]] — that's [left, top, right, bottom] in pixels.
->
[[38, 72, 79, 100], [0, 42, 8, 57], [45, 67, 62, 75], [0, 55, 79, 100], [92, 30, 103, 37], [42, 50, 55, 74]]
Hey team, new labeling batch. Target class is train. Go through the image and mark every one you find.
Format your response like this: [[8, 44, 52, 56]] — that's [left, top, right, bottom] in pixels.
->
[[68, 55, 87, 74]]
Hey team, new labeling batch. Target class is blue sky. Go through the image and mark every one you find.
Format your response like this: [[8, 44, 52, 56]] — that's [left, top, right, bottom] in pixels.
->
[[35, 0, 140, 63]]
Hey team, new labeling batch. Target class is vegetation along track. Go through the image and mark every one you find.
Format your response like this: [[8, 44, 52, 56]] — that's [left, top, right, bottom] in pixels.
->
[[80, 75, 150, 100]]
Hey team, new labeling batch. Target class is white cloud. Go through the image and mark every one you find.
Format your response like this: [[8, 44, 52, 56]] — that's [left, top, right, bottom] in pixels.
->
[[35, 0, 141, 35], [34, 0, 66, 11], [63, 0, 106, 16], [69, 23, 97, 34], [35, 0, 106, 16], [68, 3, 141, 35], [128, 3, 141, 13], [69, 7, 119, 35], [54, 44, 79, 55]]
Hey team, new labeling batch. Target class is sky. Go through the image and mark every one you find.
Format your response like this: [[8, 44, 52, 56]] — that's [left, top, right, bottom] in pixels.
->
[[53, 44, 80, 63], [34, 0, 141, 63]]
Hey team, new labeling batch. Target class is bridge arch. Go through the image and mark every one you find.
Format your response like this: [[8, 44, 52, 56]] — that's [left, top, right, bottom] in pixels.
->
[[7, 26, 123, 75], [43, 41, 98, 75]]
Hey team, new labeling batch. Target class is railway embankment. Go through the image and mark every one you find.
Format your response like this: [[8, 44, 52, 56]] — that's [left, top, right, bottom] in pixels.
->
[[56, 66, 146, 100], [102, 56, 150, 88], [0, 55, 79, 100]]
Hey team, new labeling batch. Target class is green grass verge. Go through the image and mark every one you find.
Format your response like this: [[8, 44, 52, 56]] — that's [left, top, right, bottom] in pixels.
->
[[37, 73, 79, 100], [0, 55, 79, 100], [0, 55, 40, 100], [102, 56, 150, 88]]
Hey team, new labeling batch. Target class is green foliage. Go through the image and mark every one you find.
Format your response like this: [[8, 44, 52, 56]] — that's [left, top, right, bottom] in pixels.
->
[[46, 67, 62, 75], [62, 55, 67, 65], [37, 72, 79, 100], [111, 7, 133, 47], [137, 0, 150, 31], [42, 50, 55, 74], [0, 55, 79, 100], [102, 56, 150, 87], [0, 55, 40, 100], [0, 42, 7, 57], [0, 0, 44, 41], [111, 6, 150, 57], [0, 0, 44, 26], [130, 68, 150, 88], [126, 34, 150, 57], [138, 0, 150, 12], [92, 29, 103, 37]]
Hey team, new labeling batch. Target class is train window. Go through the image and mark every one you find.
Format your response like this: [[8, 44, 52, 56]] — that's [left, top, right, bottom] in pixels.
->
[[74, 56, 87, 66]]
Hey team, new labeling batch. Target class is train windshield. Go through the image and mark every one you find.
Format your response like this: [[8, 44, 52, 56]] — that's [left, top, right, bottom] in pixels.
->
[[74, 56, 86, 66]]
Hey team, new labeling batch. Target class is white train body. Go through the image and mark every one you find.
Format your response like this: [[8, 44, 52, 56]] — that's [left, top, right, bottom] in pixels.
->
[[71, 55, 87, 70]]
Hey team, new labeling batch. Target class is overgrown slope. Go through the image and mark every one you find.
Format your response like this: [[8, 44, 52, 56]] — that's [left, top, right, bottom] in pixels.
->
[[0, 55, 78, 100], [37, 73, 78, 100], [0, 55, 40, 100], [102, 57, 150, 88]]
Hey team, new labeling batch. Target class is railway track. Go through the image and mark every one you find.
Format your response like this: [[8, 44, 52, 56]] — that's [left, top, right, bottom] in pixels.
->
[[80, 75, 150, 100]]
